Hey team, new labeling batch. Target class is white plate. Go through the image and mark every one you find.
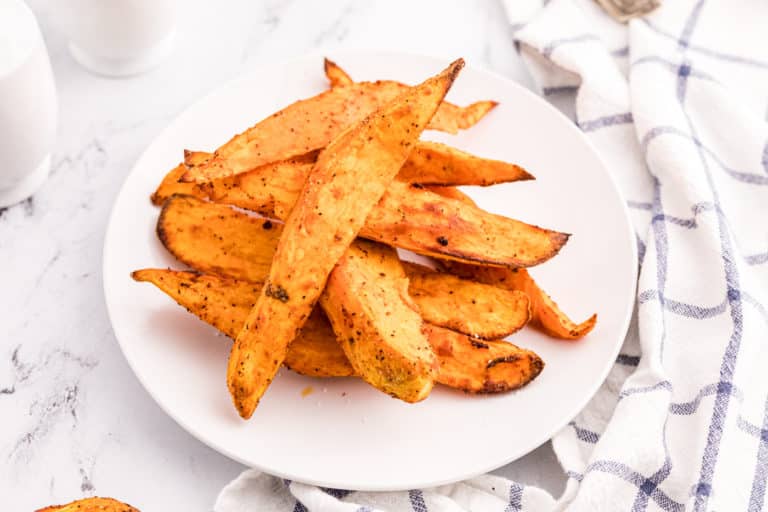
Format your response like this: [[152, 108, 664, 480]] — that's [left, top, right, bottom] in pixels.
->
[[103, 51, 637, 491]]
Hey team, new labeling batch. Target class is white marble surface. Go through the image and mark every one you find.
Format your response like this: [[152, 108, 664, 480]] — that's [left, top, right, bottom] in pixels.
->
[[0, 1, 567, 509]]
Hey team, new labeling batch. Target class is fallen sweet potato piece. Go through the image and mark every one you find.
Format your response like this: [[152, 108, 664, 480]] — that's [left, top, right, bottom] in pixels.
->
[[182, 60, 484, 183], [133, 269, 544, 392], [227, 59, 464, 418], [36, 497, 139, 512], [403, 262, 531, 339], [320, 240, 437, 402], [131, 269, 354, 377], [157, 195, 538, 336], [441, 262, 597, 340]]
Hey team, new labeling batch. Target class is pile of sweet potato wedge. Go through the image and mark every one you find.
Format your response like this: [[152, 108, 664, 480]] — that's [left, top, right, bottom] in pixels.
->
[[133, 58, 596, 419]]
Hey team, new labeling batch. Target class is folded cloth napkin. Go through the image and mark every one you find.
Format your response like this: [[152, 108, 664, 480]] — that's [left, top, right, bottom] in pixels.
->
[[216, 1, 768, 510]]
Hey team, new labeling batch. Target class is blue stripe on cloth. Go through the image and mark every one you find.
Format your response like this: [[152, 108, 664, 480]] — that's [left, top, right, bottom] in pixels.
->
[[542, 85, 579, 96], [632, 457, 674, 511], [569, 421, 600, 443], [665, 11, 750, 508], [628, 200, 653, 211], [322, 488, 353, 500], [748, 398, 768, 511], [678, 0, 707, 49], [650, 201, 715, 230], [612, 46, 630, 57], [617, 353, 641, 366], [638, 289, 728, 319], [745, 251, 768, 266], [409, 489, 427, 512], [566, 470, 584, 482], [293, 501, 308, 512], [762, 140, 768, 173], [578, 112, 634, 132], [641, 126, 768, 186], [585, 460, 684, 512], [541, 34, 600, 58], [633, 56, 718, 83], [669, 382, 743, 415], [649, 175, 672, 360], [504, 482, 524, 512], [620, 380, 673, 400], [641, 19, 768, 71], [738, 416, 762, 438], [742, 292, 768, 326]]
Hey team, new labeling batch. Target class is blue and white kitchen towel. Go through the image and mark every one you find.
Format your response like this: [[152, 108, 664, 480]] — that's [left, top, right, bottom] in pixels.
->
[[216, 1, 768, 510]]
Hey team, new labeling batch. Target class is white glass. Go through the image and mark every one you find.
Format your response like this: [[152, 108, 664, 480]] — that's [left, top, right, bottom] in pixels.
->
[[0, 0, 57, 207], [56, 0, 177, 77]]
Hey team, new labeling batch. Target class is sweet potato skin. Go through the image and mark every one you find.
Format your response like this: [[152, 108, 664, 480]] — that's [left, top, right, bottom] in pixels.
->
[[227, 60, 464, 418], [319, 240, 437, 402], [403, 262, 531, 340], [441, 263, 597, 340], [133, 269, 543, 392]]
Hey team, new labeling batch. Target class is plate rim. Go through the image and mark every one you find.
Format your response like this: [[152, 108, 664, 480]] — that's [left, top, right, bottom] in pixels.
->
[[102, 49, 638, 491]]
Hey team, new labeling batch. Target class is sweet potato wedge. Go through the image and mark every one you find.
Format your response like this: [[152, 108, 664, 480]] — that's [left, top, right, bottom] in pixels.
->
[[200, 160, 566, 268], [156, 195, 277, 283], [424, 324, 544, 393], [227, 59, 464, 418], [364, 181, 568, 267], [36, 497, 139, 512], [182, 61, 484, 183], [426, 189, 596, 339], [441, 263, 597, 340], [133, 268, 544, 392], [397, 141, 532, 186], [403, 262, 531, 339], [322, 57, 498, 134], [157, 195, 539, 336], [151, 150, 209, 206], [155, 140, 530, 208], [319, 240, 437, 402], [131, 269, 354, 377]]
